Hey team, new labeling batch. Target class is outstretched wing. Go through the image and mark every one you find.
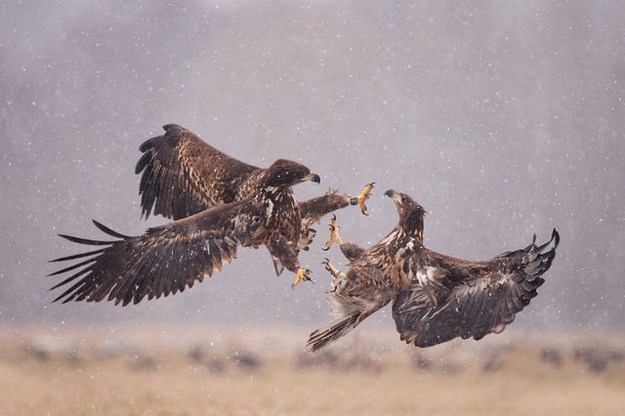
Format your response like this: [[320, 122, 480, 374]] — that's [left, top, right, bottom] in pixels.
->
[[392, 230, 560, 347], [136, 124, 259, 220], [48, 196, 264, 306]]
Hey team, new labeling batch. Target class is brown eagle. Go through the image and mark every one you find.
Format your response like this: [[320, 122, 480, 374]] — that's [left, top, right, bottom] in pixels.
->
[[308, 190, 560, 351], [135, 124, 373, 273], [48, 125, 372, 305]]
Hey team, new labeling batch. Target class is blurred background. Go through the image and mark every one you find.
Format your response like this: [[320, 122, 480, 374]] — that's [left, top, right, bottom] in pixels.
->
[[2, 1, 625, 414], [2, 0, 623, 328]]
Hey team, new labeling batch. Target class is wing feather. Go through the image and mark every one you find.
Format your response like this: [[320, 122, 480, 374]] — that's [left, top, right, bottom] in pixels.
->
[[393, 230, 559, 347], [49, 196, 261, 306], [136, 124, 259, 220]]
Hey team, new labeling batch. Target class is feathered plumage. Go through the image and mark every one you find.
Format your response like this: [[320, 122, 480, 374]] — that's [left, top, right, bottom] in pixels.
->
[[49, 123, 374, 304], [135, 124, 371, 254], [49, 159, 321, 305], [308, 190, 560, 351]]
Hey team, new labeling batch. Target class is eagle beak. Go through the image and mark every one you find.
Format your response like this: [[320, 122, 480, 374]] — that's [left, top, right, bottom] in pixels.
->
[[385, 189, 402, 204], [303, 173, 321, 184]]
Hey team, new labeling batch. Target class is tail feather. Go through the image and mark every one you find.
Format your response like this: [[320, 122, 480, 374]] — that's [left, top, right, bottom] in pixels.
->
[[307, 312, 361, 352]]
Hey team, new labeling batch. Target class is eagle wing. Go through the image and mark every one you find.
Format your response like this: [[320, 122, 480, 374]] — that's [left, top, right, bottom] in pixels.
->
[[49, 195, 265, 306], [392, 230, 559, 347], [135, 124, 259, 220]]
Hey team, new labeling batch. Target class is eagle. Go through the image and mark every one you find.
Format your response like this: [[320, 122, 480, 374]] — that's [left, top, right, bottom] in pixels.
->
[[308, 190, 560, 351], [48, 125, 373, 305], [135, 124, 374, 262]]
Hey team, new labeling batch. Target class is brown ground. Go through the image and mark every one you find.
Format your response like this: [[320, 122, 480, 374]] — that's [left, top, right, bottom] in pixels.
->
[[1, 324, 624, 415]]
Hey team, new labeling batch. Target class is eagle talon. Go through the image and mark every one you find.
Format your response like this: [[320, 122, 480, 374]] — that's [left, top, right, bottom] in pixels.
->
[[292, 267, 312, 289], [322, 258, 345, 289], [323, 259, 340, 277], [331, 276, 345, 290], [350, 182, 375, 215], [323, 214, 343, 251]]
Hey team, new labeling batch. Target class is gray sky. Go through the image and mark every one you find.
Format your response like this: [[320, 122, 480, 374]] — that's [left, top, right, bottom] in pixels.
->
[[1, 0, 624, 329]]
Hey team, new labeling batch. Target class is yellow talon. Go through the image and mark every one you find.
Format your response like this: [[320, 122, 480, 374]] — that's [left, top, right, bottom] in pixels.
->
[[322, 214, 343, 251], [292, 267, 312, 289], [322, 258, 346, 290], [351, 182, 375, 215]]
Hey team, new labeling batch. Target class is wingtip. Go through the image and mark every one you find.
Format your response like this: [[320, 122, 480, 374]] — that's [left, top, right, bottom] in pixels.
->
[[552, 228, 560, 247], [51, 293, 65, 304], [140, 210, 151, 221], [91, 219, 131, 239], [162, 123, 184, 134], [57, 233, 73, 241], [531, 229, 560, 254]]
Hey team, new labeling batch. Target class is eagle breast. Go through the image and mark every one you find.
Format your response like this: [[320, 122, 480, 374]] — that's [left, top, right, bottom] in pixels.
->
[[263, 189, 301, 243], [374, 229, 417, 290]]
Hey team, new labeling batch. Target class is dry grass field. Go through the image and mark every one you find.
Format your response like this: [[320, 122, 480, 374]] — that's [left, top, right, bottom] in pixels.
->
[[1, 324, 624, 416]]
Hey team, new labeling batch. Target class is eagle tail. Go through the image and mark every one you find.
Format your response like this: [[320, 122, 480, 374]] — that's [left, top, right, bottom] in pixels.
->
[[271, 256, 285, 276], [307, 311, 361, 352]]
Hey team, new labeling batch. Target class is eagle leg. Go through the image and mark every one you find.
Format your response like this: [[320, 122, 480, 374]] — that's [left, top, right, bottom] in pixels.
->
[[322, 258, 347, 291], [322, 214, 343, 251], [292, 267, 312, 289], [349, 182, 375, 215]]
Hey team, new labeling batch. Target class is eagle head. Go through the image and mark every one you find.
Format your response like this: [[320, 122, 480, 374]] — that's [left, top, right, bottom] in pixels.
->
[[264, 159, 321, 188], [385, 190, 425, 239]]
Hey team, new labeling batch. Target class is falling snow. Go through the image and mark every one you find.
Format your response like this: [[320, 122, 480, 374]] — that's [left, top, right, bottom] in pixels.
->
[[1, 1, 624, 330]]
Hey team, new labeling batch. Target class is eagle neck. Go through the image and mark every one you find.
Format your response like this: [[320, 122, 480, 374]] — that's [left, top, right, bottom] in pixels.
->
[[400, 212, 424, 244], [263, 185, 293, 198]]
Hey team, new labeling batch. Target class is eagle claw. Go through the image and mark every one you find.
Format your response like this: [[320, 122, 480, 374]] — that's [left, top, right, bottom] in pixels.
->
[[323, 214, 343, 251], [292, 267, 312, 289], [350, 182, 375, 215], [322, 258, 345, 290]]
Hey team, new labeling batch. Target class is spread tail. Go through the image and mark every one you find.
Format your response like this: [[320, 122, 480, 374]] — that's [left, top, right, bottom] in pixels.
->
[[307, 311, 361, 352]]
